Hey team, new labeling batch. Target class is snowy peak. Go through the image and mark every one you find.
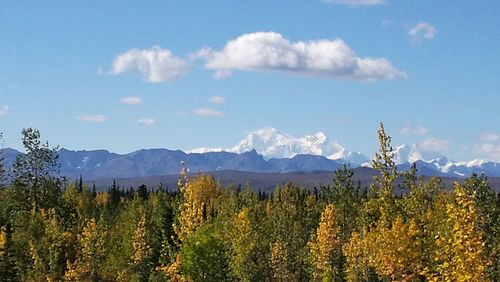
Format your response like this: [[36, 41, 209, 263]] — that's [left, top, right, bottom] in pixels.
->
[[390, 143, 500, 177], [393, 144, 448, 165], [189, 128, 369, 165], [229, 127, 294, 157], [188, 128, 500, 176], [227, 128, 368, 164]]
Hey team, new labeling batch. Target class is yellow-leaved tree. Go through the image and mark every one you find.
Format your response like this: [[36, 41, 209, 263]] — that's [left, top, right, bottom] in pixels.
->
[[65, 218, 107, 281], [369, 218, 424, 281], [130, 212, 152, 280], [271, 240, 294, 282], [344, 123, 427, 281], [174, 174, 222, 241], [433, 183, 492, 282], [309, 204, 341, 281], [230, 208, 260, 281], [159, 170, 222, 280]]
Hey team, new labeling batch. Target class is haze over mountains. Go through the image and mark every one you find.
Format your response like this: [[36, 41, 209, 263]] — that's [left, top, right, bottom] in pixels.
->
[[2, 128, 500, 181]]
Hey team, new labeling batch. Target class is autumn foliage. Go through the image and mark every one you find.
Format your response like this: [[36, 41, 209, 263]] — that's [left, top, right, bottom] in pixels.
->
[[0, 126, 498, 281]]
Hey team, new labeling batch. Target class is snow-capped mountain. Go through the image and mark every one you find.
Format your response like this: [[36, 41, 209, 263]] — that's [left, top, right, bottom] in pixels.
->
[[191, 128, 370, 165], [4, 127, 500, 180], [393, 144, 446, 165], [391, 143, 500, 177], [228, 128, 344, 159]]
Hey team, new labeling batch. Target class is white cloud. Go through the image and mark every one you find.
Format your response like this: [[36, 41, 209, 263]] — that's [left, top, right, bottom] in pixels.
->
[[477, 143, 500, 154], [409, 22, 437, 43], [476, 133, 500, 161], [137, 118, 157, 126], [110, 46, 188, 83], [214, 69, 233, 79], [193, 108, 224, 117], [481, 133, 500, 142], [400, 123, 428, 135], [476, 143, 500, 161], [323, 0, 386, 7], [209, 96, 227, 105], [196, 32, 405, 81], [187, 147, 224, 154], [121, 96, 143, 105], [77, 114, 107, 123], [418, 138, 450, 152], [0, 106, 10, 116]]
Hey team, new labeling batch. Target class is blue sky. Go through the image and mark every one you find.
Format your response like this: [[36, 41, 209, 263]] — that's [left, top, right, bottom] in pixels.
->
[[1, 0, 500, 161]]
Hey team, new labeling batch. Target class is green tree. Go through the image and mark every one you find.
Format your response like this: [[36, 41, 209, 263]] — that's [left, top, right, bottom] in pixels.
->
[[266, 184, 315, 281], [229, 207, 269, 281], [11, 128, 62, 211], [463, 174, 499, 279], [180, 224, 231, 282], [0, 133, 6, 188], [321, 165, 361, 241], [370, 123, 399, 226]]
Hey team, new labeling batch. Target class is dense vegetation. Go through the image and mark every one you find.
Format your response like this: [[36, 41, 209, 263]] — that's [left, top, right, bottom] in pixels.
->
[[0, 125, 498, 281]]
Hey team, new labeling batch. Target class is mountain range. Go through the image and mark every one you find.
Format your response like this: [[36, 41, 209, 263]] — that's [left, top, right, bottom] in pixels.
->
[[1, 128, 500, 181]]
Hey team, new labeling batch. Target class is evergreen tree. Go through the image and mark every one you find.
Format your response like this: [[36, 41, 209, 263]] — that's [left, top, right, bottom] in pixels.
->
[[137, 184, 148, 201], [321, 164, 361, 241], [266, 184, 312, 281]]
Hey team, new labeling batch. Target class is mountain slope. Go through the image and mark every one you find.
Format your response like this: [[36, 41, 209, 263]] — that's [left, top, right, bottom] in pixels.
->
[[3, 130, 500, 181]]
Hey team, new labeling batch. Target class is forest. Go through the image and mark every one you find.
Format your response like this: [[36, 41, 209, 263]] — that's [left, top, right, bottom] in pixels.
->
[[0, 125, 498, 282]]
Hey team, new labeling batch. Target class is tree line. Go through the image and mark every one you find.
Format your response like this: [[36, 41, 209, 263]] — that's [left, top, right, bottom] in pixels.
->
[[0, 125, 498, 281]]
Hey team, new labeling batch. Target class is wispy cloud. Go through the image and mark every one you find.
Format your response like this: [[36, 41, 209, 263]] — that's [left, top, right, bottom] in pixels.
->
[[476, 143, 500, 161], [193, 108, 224, 117], [0, 106, 10, 116], [77, 114, 108, 123], [409, 22, 437, 43], [120, 96, 143, 105], [418, 138, 449, 152], [110, 46, 188, 83], [400, 123, 428, 135], [209, 96, 227, 105], [195, 31, 405, 81], [137, 118, 157, 126], [475, 133, 500, 161], [481, 133, 500, 142], [323, 0, 386, 7]]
